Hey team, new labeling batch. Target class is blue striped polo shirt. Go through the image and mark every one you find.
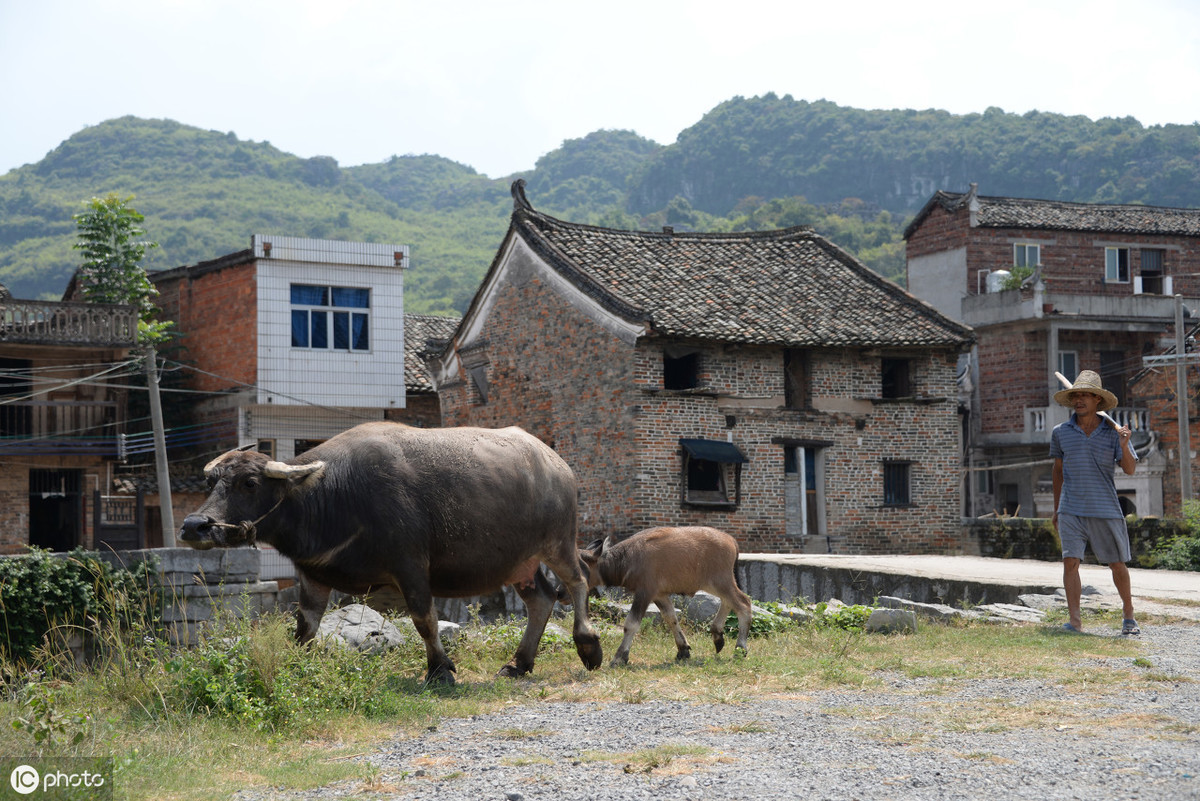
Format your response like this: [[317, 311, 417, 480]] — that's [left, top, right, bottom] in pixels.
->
[[1049, 414, 1136, 519]]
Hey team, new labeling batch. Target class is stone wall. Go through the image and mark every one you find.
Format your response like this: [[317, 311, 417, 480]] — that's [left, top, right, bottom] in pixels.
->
[[98, 547, 282, 646]]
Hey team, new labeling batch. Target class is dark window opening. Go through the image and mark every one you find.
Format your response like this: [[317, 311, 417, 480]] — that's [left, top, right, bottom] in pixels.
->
[[29, 469, 82, 551], [883, 461, 912, 506], [664, 352, 699, 390], [0, 357, 32, 436], [784, 349, 809, 409], [1140, 249, 1165, 294], [1099, 351, 1127, 406], [294, 439, 324, 457], [998, 482, 1019, 516], [881, 358, 912, 399]]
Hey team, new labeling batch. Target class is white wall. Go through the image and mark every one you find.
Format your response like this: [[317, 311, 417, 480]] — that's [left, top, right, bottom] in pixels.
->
[[907, 246, 968, 322], [253, 236, 406, 409]]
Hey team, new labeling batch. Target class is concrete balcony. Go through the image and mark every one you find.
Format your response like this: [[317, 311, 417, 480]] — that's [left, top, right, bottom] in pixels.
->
[[0, 299, 137, 347], [963, 289, 1183, 329]]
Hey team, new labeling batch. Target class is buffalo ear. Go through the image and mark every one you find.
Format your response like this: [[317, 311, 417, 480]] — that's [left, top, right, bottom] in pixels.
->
[[263, 460, 325, 481]]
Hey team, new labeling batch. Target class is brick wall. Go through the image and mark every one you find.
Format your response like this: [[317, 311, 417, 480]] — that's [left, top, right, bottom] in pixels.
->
[[155, 259, 258, 393], [1132, 364, 1199, 517]]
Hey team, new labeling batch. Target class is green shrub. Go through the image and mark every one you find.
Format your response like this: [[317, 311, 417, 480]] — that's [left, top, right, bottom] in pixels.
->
[[1150, 500, 1200, 571], [0, 549, 161, 663], [812, 602, 873, 633]]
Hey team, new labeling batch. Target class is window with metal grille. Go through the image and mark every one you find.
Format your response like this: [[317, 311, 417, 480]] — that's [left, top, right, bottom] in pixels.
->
[[290, 284, 370, 351], [883, 461, 912, 506]]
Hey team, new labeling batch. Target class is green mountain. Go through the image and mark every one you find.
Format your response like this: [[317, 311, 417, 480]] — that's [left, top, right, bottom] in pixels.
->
[[629, 94, 1200, 215], [3, 97, 1199, 313]]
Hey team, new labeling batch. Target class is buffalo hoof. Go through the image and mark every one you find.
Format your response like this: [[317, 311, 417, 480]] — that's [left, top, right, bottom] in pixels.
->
[[497, 661, 533, 679], [609, 652, 630, 668], [675, 646, 692, 662], [575, 632, 603, 671], [424, 662, 457, 687], [712, 632, 726, 653]]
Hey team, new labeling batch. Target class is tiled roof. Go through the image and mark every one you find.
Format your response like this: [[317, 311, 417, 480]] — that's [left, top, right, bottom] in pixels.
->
[[506, 181, 972, 349], [405, 313, 460, 392], [905, 188, 1200, 239]]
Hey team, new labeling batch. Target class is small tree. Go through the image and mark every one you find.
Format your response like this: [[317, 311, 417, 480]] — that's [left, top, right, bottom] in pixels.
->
[[73, 194, 173, 344]]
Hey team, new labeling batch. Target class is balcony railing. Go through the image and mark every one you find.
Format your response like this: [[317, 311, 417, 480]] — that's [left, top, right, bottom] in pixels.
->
[[0, 299, 137, 347], [1023, 405, 1150, 443], [0, 400, 122, 456]]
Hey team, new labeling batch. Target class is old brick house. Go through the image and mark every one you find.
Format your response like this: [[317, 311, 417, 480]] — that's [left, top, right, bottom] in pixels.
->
[[905, 185, 1200, 519], [431, 181, 974, 554], [0, 284, 138, 553]]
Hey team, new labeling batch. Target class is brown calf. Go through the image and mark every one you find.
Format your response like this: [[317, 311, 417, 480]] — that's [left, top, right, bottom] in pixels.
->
[[579, 526, 753, 666]]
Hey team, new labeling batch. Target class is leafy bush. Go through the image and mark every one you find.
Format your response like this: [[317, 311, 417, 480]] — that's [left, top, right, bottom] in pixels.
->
[[0, 549, 161, 663], [1152, 499, 1200, 571], [812, 602, 873, 633]]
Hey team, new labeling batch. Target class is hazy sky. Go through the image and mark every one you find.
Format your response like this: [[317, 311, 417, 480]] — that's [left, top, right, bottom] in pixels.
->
[[2, 0, 1198, 179]]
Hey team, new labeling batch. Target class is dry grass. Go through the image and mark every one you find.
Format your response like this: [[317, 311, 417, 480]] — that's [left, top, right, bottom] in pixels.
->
[[0, 606, 1189, 801]]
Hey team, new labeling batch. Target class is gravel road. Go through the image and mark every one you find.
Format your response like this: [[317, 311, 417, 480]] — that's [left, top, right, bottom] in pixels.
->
[[238, 620, 1200, 801]]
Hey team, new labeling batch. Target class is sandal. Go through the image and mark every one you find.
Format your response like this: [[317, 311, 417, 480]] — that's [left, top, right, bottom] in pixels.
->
[[1121, 619, 1140, 636], [1062, 622, 1082, 633]]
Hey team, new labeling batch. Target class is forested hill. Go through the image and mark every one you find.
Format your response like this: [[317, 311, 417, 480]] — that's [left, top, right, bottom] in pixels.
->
[[2, 96, 1199, 314], [629, 95, 1200, 216]]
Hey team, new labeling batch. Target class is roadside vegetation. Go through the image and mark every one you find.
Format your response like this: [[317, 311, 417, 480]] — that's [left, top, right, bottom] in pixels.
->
[[1, 564, 1179, 801]]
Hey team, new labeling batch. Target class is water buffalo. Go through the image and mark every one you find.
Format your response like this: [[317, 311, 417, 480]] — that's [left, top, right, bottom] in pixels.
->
[[180, 421, 602, 684], [577, 526, 753, 666]]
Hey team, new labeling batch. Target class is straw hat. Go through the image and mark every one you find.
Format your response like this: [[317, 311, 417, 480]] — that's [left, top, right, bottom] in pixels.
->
[[1053, 370, 1118, 412]]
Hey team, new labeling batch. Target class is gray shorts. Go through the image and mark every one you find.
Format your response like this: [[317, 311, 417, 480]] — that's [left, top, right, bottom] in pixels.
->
[[1057, 513, 1131, 564]]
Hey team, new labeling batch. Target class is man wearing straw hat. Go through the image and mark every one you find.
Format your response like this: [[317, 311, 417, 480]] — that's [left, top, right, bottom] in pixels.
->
[[1050, 370, 1139, 635]]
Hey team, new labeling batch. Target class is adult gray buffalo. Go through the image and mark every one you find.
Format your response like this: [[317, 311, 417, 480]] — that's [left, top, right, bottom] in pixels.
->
[[179, 421, 602, 684]]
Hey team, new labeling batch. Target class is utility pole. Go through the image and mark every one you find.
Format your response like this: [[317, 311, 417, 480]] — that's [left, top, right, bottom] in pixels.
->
[[145, 346, 176, 546], [1176, 295, 1193, 504]]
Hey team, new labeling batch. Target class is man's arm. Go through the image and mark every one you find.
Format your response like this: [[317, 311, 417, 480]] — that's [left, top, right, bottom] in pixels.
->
[[1052, 457, 1063, 525], [1117, 425, 1137, 475]]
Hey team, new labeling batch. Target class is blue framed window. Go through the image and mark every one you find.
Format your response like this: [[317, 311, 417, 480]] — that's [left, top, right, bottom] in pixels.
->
[[290, 284, 369, 351]]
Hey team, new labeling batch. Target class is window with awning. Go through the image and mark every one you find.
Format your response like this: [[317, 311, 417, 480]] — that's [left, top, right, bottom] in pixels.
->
[[679, 438, 747, 508]]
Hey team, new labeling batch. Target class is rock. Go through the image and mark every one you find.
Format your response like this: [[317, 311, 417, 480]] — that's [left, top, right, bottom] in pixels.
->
[[317, 603, 461, 653], [318, 604, 406, 653], [865, 608, 918, 634], [877, 595, 961, 621], [684, 591, 723, 623]]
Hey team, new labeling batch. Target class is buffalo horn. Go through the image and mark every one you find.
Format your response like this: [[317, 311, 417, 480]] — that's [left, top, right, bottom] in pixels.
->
[[203, 443, 259, 476], [263, 460, 325, 480]]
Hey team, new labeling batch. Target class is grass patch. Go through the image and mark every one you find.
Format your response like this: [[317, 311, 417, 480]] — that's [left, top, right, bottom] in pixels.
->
[[0, 593, 1186, 801]]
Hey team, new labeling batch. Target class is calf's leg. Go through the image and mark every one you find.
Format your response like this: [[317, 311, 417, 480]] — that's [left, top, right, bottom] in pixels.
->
[[710, 578, 753, 655], [656, 595, 692, 661], [612, 590, 654, 666]]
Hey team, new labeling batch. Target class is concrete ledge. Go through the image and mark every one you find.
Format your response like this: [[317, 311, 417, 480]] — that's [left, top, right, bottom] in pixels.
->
[[737, 554, 1060, 607]]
